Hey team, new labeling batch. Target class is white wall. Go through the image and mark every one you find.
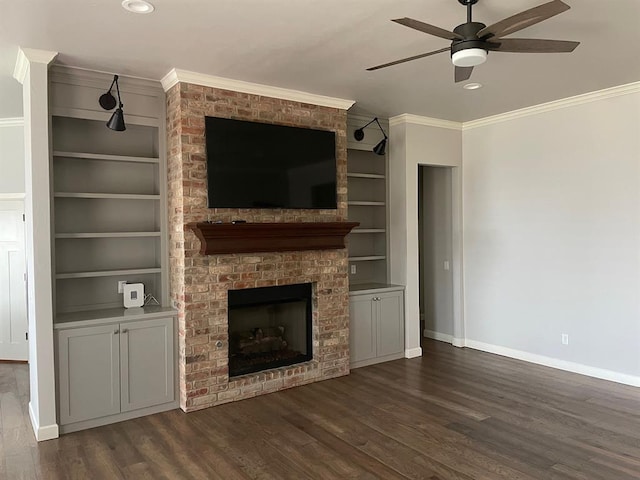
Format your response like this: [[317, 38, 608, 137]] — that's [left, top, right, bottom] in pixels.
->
[[389, 116, 463, 356], [0, 122, 25, 193], [14, 48, 59, 441], [419, 166, 454, 337], [463, 91, 640, 380]]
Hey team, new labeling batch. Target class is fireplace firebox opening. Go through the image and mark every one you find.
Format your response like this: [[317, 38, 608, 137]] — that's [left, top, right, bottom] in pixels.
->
[[228, 283, 313, 378]]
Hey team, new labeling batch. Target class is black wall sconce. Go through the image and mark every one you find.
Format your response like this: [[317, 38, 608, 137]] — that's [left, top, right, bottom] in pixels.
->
[[99, 74, 126, 131], [353, 117, 387, 156]]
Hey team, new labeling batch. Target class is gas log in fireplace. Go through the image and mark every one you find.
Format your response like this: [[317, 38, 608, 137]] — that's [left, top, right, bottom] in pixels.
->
[[228, 283, 313, 377]]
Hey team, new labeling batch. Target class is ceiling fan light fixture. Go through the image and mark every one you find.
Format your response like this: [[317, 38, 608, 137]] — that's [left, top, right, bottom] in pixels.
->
[[452, 48, 487, 67]]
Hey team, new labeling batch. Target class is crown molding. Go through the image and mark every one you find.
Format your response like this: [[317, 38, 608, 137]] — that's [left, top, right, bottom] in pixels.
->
[[463, 81, 640, 130], [389, 113, 462, 131], [49, 65, 163, 96], [13, 48, 58, 84], [347, 113, 389, 130], [0, 117, 24, 127], [388, 82, 640, 132], [161, 68, 355, 110]]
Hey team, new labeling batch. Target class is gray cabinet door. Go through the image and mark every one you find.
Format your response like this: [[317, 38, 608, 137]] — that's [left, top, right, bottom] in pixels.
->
[[57, 324, 120, 425], [120, 317, 174, 412], [349, 294, 377, 363], [376, 291, 405, 357]]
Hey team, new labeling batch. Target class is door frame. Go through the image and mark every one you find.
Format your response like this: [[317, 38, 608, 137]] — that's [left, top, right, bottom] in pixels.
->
[[0, 194, 28, 360], [417, 165, 464, 347]]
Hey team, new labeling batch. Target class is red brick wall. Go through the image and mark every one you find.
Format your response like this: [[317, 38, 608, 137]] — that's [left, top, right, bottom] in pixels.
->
[[166, 82, 350, 410]]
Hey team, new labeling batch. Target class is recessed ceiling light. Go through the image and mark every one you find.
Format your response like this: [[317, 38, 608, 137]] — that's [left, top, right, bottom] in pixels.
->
[[463, 82, 483, 90], [121, 0, 155, 14]]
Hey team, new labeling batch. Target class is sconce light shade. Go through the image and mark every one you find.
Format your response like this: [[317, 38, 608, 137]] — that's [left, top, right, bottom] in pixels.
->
[[353, 117, 388, 156], [107, 108, 126, 131], [99, 74, 126, 131], [373, 138, 387, 156]]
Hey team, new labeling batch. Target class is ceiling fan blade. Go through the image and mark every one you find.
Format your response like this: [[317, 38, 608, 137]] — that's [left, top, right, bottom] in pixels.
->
[[478, 0, 570, 40], [455, 66, 474, 83], [489, 38, 580, 53], [366, 47, 450, 71], [392, 17, 463, 41]]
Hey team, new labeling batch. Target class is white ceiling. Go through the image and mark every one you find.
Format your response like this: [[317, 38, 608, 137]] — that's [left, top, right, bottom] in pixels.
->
[[1, 0, 639, 121]]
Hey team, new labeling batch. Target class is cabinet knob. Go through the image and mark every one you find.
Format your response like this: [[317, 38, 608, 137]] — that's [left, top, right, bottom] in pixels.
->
[[114, 329, 119, 334], [122, 328, 129, 334]]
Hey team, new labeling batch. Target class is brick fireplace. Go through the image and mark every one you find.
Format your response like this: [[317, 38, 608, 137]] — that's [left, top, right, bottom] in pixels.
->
[[166, 81, 351, 411]]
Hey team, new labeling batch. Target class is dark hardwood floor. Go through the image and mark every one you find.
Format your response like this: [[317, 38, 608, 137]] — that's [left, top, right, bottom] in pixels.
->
[[2, 340, 639, 479]]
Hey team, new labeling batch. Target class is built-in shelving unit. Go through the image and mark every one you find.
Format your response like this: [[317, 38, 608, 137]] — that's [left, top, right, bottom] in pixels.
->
[[55, 232, 162, 239], [346, 115, 406, 368], [49, 72, 168, 318], [347, 173, 385, 179], [53, 151, 160, 164], [54, 192, 161, 200], [48, 67, 177, 434], [346, 115, 390, 287], [56, 268, 163, 280]]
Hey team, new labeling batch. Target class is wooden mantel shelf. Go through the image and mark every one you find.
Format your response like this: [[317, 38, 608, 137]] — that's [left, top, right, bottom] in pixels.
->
[[187, 222, 360, 255]]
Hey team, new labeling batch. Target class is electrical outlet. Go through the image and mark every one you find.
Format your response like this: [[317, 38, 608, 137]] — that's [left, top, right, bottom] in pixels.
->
[[444, 260, 450, 271], [350, 264, 357, 275], [118, 280, 127, 294], [561, 334, 569, 345]]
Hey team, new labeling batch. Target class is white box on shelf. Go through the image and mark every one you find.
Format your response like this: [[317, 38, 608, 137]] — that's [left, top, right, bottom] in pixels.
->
[[123, 283, 144, 308]]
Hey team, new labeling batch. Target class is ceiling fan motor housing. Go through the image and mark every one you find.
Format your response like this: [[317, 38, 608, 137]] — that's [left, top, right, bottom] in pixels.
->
[[451, 22, 489, 66], [451, 22, 487, 53]]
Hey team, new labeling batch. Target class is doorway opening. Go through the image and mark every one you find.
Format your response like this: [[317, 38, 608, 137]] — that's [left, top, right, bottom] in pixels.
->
[[418, 166, 455, 347]]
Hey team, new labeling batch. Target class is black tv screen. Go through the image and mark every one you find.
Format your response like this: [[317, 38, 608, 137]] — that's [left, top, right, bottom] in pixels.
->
[[205, 117, 337, 209]]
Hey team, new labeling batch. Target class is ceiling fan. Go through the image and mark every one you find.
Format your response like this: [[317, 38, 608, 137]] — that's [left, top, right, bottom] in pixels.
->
[[367, 0, 580, 82]]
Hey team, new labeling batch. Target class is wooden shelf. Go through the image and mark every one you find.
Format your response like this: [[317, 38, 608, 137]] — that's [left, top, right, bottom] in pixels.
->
[[188, 222, 359, 255], [347, 173, 385, 179], [53, 151, 160, 164], [351, 229, 386, 234], [56, 268, 162, 279], [348, 256, 386, 262], [348, 201, 386, 206], [54, 193, 160, 200], [55, 232, 161, 239], [55, 306, 177, 328]]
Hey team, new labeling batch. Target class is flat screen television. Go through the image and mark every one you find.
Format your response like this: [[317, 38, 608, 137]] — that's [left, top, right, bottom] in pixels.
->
[[204, 116, 337, 209]]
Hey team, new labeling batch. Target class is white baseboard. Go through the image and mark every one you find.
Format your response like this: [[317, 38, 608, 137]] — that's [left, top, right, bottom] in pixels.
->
[[405, 347, 422, 359], [29, 402, 59, 441], [465, 340, 640, 388], [424, 329, 453, 343], [423, 330, 466, 348]]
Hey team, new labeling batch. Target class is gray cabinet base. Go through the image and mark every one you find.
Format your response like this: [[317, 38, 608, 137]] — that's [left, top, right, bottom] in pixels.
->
[[59, 401, 179, 435], [350, 352, 405, 369]]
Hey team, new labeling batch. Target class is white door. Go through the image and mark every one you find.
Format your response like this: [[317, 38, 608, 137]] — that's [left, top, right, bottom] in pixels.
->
[[0, 200, 28, 360]]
